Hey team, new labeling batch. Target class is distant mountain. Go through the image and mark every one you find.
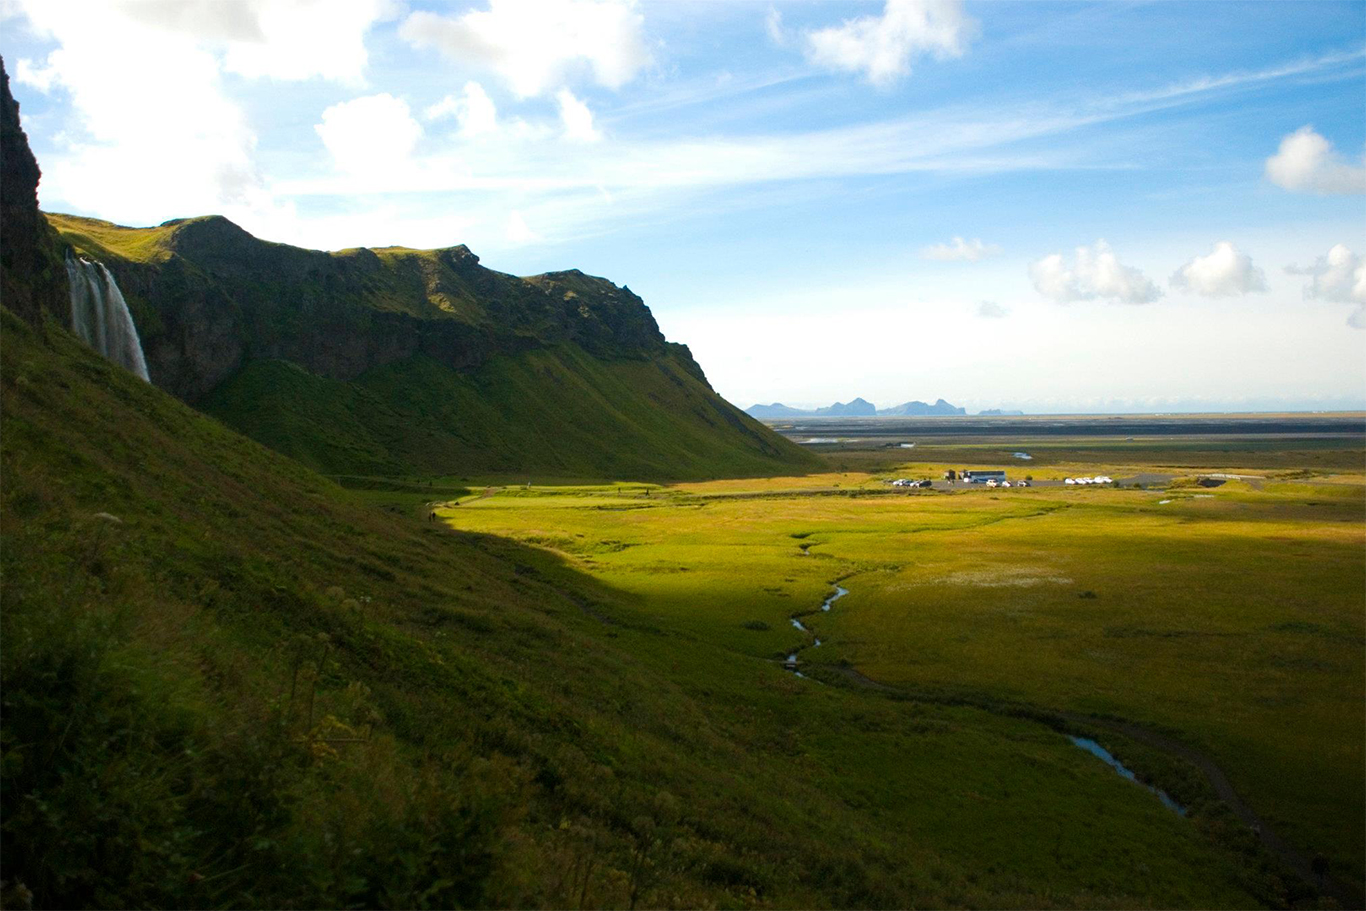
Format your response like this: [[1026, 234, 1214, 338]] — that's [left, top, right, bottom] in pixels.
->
[[746, 402, 811, 418], [979, 408, 1025, 416], [816, 397, 877, 416], [879, 399, 966, 416], [746, 397, 967, 418]]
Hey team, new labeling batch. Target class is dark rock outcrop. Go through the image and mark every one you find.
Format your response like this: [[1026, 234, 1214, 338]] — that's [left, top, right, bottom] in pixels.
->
[[0, 57, 66, 326]]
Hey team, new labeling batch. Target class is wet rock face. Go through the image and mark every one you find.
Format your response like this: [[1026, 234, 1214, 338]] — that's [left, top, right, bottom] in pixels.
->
[[115, 258, 247, 400], [0, 57, 66, 326]]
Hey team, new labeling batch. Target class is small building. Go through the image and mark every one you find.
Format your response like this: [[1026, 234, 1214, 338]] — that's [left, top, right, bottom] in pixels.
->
[[964, 470, 1007, 484]]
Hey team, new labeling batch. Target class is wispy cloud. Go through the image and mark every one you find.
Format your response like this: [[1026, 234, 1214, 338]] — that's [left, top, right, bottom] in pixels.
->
[[1109, 46, 1366, 111], [279, 45, 1362, 204], [922, 236, 1000, 261], [252, 37, 1359, 253]]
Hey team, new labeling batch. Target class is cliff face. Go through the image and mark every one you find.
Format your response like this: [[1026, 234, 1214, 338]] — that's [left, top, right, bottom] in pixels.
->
[[0, 57, 66, 326], [50, 213, 694, 403], [48, 211, 813, 479]]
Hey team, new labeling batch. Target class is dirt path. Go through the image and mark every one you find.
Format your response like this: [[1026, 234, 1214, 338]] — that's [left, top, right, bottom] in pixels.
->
[[829, 665, 1360, 908]]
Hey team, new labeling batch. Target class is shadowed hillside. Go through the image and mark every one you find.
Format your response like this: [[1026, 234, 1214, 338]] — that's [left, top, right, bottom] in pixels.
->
[[1, 305, 834, 908]]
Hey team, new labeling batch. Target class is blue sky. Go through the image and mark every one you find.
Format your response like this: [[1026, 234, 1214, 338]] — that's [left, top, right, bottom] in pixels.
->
[[3, 0, 1364, 413]]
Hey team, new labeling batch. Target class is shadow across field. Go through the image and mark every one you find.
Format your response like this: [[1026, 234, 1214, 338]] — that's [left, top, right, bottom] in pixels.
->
[[825, 664, 1361, 908]]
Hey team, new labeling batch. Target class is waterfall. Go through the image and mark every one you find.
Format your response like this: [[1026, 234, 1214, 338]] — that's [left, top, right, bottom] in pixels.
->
[[64, 251, 150, 382]]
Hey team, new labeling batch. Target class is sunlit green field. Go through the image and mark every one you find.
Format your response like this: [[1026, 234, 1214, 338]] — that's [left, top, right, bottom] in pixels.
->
[[437, 450, 1365, 903]]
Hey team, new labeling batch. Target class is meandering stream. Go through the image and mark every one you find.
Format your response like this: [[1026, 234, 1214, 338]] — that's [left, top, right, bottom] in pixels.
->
[[782, 585, 847, 677]]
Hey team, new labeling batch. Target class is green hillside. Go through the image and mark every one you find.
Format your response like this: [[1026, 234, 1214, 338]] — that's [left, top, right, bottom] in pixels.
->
[[201, 345, 803, 479], [2, 306, 1276, 910], [45, 212, 815, 481]]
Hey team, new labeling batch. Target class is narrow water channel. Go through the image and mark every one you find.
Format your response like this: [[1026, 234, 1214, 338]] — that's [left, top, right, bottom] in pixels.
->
[[783, 585, 848, 677], [1069, 736, 1186, 815]]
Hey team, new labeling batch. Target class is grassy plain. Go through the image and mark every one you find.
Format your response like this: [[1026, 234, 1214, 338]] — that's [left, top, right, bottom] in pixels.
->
[[439, 439, 1365, 905]]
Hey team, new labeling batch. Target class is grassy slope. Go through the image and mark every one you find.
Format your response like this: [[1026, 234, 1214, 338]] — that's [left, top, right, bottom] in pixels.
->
[[42, 213, 180, 265], [2, 312, 1272, 909], [47, 212, 817, 482], [200, 345, 802, 480]]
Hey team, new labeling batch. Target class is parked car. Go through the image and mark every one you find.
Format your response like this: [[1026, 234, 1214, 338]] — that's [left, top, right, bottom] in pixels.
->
[[1017, 480, 1030, 488], [1000, 481, 1012, 488]]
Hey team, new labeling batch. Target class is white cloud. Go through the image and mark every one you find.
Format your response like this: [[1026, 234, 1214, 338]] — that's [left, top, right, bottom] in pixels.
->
[[922, 236, 1000, 261], [426, 82, 499, 137], [1348, 305, 1366, 330], [556, 89, 601, 142], [398, 0, 651, 98], [116, 0, 395, 83], [315, 94, 423, 174], [1170, 241, 1266, 297], [1030, 240, 1161, 304], [976, 300, 1008, 319], [1265, 126, 1366, 195], [2, 0, 393, 238], [506, 210, 539, 244], [1288, 244, 1366, 305], [10, 0, 277, 226], [14, 57, 58, 92], [223, 0, 396, 83], [802, 0, 976, 87]]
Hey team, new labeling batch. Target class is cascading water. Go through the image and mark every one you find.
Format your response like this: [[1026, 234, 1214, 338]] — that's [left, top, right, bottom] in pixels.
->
[[64, 250, 150, 381]]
